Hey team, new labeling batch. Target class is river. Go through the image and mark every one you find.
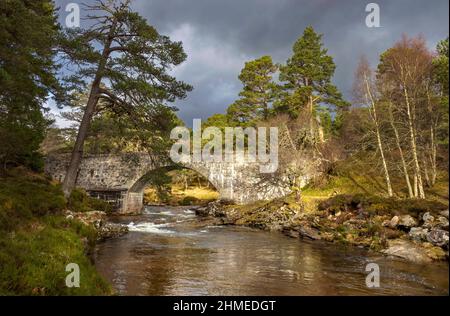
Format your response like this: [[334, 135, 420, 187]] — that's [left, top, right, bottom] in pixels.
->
[[94, 206, 449, 296]]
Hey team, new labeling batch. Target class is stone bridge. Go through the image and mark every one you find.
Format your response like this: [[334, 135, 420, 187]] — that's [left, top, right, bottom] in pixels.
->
[[45, 153, 291, 213]]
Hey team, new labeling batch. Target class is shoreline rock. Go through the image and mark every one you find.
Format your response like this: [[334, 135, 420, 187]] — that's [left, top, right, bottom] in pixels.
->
[[382, 239, 433, 264], [64, 210, 128, 240], [200, 199, 449, 264]]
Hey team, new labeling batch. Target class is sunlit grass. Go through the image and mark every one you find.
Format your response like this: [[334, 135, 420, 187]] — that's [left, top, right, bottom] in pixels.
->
[[172, 185, 219, 201], [144, 185, 219, 206]]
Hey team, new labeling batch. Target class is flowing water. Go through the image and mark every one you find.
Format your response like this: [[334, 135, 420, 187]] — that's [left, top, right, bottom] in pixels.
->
[[94, 206, 449, 296]]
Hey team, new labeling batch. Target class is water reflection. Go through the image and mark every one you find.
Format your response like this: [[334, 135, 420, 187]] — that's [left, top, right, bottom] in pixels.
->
[[94, 206, 449, 296]]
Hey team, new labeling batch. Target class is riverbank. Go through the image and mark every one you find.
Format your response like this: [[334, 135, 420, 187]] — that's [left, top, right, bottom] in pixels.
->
[[0, 168, 125, 295], [196, 194, 449, 264], [95, 205, 449, 295]]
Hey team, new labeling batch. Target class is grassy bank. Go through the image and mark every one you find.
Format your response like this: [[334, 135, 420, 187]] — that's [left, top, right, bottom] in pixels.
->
[[302, 171, 449, 204], [0, 168, 112, 295]]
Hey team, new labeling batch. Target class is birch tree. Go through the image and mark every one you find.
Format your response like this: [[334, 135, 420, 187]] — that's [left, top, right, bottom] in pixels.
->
[[353, 56, 393, 197], [377, 35, 433, 199]]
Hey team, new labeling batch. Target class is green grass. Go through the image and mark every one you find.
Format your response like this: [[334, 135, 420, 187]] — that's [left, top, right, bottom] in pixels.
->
[[0, 170, 66, 231], [0, 216, 110, 295], [317, 193, 448, 217], [0, 168, 112, 295], [302, 170, 449, 210]]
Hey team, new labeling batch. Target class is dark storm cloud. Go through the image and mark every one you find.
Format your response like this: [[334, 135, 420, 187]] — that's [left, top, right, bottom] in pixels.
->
[[55, 0, 449, 126]]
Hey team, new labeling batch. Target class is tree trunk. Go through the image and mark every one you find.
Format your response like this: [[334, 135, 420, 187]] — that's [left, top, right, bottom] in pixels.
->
[[365, 75, 393, 197], [61, 22, 117, 197], [423, 162, 431, 187], [426, 87, 438, 187], [388, 103, 413, 198], [62, 88, 100, 197], [429, 123, 438, 186], [309, 95, 315, 141], [404, 87, 425, 198], [283, 123, 297, 152], [413, 173, 418, 198]]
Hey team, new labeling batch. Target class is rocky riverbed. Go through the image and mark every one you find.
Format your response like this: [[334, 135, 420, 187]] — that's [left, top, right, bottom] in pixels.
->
[[195, 195, 449, 264], [64, 210, 129, 241], [94, 205, 449, 295]]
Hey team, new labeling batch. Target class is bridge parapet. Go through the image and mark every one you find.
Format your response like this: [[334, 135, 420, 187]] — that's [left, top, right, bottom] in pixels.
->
[[45, 153, 292, 214]]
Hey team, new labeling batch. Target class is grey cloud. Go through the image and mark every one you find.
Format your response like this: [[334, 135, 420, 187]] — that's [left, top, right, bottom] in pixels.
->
[[55, 0, 449, 126]]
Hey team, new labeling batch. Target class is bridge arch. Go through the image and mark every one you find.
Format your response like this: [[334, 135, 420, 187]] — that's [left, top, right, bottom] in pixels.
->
[[45, 153, 293, 214], [125, 165, 220, 212]]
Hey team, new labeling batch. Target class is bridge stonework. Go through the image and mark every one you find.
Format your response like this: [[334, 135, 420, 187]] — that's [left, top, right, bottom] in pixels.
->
[[45, 153, 292, 214]]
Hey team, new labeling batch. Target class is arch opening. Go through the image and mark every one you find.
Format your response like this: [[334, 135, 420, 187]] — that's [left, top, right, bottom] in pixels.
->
[[126, 166, 219, 212]]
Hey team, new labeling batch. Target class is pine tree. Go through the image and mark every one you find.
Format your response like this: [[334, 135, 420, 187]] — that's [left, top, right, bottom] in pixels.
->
[[277, 26, 348, 140], [59, 0, 192, 196], [227, 56, 278, 126], [0, 0, 61, 171], [433, 38, 449, 147]]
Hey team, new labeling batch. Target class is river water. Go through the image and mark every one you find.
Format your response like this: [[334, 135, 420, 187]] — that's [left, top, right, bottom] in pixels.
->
[[94, 206, 449, 296]]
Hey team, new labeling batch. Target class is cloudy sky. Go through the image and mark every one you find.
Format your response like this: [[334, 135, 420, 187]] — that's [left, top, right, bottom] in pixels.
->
[[54, 0, 449, 126]]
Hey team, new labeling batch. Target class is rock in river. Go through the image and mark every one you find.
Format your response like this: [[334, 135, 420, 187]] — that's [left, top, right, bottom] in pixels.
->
[[98, 222, 129, 240], [382, 239, 432, 264]]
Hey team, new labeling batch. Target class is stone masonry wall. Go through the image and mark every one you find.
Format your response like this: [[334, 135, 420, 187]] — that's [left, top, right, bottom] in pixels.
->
[[45, 153, 295, 213]]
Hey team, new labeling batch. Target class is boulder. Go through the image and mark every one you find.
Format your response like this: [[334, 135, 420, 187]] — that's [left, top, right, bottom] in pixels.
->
[[439, 210, 449, 219], [98, 222, 128, 240], [422, 212, 435, 228], [423, 243, 447, 261], [64, 210, 128, 240], [426, 229, 449, 248], [65, 210, 107, 227], [382, 239, 432, 264], [298, 226, 321, 240], [436, 216, 449, 230], [422, 212, 449, 230], [281, 225, 321, 240], [282, 228, 300, 239], [385, 216, 399, 228], [197, 200, 229, 218], [408, 227, 429, 242], [397, 215, 418, 229]]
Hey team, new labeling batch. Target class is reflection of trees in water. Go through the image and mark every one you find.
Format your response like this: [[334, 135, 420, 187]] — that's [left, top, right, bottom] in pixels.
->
[[142, 235, 216, 295]]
